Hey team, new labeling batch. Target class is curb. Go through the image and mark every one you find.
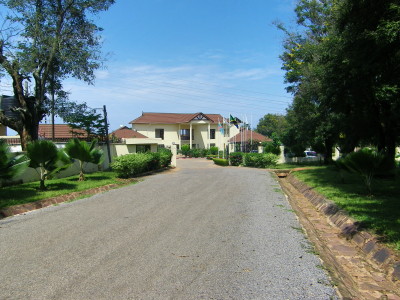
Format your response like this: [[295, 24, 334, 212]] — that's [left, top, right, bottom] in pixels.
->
[[285, 172, 400, 283]]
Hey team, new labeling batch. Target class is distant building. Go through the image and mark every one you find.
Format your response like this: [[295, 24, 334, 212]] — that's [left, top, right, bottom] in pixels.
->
[[129, 112, 236, 151]]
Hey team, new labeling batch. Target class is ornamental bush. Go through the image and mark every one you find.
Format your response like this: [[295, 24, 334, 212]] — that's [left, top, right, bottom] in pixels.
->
[[213, 158, 229, 166], [243, 153, 278, 168], [210, 146, 219, 155], [111, 151, 171, 178], [181, 144, 190, 157], [199, 148, 208, 157], [229, 152, 244, 166], [158, 148, 173, 167]]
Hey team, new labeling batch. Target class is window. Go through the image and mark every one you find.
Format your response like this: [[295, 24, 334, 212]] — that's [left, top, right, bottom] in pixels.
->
[[210, 129, 215, 139], [210, 143, 216, 147], [155, 128, 164, 140], [180, 129, 194, 140], [136, 145, 151, 153]]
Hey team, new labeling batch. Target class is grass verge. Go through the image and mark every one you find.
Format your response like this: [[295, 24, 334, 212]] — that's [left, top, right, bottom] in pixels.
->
[[292, 166, 400, 251], [0, 171, 131, 210]]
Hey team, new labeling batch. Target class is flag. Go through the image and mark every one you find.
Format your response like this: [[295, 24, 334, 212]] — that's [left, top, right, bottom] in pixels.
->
[[230, 114, 239, 128], [218, 120, 224, 135]]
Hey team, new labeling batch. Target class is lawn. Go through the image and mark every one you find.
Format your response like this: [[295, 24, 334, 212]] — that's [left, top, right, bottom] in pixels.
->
[[0, 171, 132, 210], [292, 166, 400, 251]]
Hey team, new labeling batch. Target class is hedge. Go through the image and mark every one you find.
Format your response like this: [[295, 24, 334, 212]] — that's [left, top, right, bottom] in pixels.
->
[[243, 153, 278, 168], [213, 158, 229, 166], [229, 152, 244, 166], [111, 150, 172, 178]]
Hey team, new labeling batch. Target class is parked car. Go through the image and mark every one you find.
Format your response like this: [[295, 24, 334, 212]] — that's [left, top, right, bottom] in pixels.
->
[[304, 151, 317, 158]]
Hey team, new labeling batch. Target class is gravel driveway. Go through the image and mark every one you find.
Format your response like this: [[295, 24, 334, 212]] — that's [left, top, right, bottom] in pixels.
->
[[0, 158, 338, 299]]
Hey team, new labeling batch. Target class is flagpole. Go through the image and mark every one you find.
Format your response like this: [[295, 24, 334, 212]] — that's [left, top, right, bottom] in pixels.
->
[[251, 114, 253, 151]]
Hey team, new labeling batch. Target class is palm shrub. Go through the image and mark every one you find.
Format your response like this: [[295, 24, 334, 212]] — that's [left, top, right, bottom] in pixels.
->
[[27, 140, 71, 190], [336, 148, 385, 194], [0, 140, 29, 186], [64, 138, 103, 181], [229, 152, 244, 166]]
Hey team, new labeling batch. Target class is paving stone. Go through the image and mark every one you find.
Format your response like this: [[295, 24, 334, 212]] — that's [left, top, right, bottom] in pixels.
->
[[353, 232, 366, 247], [392, 262, 400, 281], [373, 248, 391, 265], [363, 240, 378, 254]]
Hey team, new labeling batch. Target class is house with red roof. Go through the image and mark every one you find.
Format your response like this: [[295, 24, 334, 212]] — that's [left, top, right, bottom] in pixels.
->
[[129, 112, 236, 151]]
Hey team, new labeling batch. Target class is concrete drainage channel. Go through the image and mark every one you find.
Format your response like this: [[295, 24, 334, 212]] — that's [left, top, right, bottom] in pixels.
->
[[275, 170, 400, 300]]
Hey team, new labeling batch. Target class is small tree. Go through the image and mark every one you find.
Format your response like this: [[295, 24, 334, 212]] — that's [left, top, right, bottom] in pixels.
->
[[27, 140, 71, 190], [64, 138, 103, 181], [0, 140, 29, 185]]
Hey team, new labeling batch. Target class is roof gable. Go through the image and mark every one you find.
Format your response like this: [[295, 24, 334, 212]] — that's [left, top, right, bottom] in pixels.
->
[[111, 126, 148, 139], [228, 129, 272, 143], [130, 112, 223, 124]]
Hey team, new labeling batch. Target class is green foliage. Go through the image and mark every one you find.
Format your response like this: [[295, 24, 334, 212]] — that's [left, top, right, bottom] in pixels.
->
[[206, 155, 218, 160], [213, 158, 229, 166], [336, 148, 385, 194], [64, 138, 103, 181], [181, 144, 190, 157], [200, 148, 210, 157], [0, 140, 29, 184], [256, 114, 288, 140], [209, 146, 219, 155], [0, 171, 123, 210], [243, 153, 278, 168], [26, 140, 72, 190], [262, 142, 281, 155], [111, 151, 171, 178], [229, 152, 244, 166], [0, 0, 115, 149], [158, 148, 173, 168], [294, 166, 400, 250], [58, 101, 106, 140], [190, 149, 201, 158]]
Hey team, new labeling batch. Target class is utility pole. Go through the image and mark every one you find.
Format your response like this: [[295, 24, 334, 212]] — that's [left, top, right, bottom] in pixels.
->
[[103, 105, 111, 164]]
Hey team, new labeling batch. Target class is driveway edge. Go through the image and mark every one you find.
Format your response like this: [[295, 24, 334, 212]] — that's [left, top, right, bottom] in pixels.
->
[[278, 172, 400, 300]]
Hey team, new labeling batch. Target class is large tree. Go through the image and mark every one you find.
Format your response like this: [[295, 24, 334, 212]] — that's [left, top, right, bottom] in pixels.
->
[[256, 113, 288, 141], [0, 0, 114, 150]]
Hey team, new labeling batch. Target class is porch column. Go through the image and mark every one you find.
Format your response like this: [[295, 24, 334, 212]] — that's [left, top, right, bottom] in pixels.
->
[[208, 123, 210, 149], [190, 123, 192, 149], [179, 124, 181, 149]]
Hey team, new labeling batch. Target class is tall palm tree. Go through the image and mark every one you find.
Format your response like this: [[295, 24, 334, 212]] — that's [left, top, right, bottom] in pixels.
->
[[27, 140, 71, 190], [64, 138, 103, 181]]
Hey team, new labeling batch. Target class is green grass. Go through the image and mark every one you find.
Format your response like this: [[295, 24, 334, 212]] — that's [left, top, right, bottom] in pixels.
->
[[0, 171, 130, 210], [272, 162, 324, 169], [293, 166, 400, 251]]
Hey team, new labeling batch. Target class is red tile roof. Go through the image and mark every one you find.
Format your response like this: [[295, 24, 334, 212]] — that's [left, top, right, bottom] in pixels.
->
[[129, 112, 224, 124], [110, 126, 148, 139], [229, 129, 272, 143], [38, 124, 88, 139]]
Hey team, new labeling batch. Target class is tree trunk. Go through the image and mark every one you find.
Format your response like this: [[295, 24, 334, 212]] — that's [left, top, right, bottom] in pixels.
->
[[323, 138, 334, 165]]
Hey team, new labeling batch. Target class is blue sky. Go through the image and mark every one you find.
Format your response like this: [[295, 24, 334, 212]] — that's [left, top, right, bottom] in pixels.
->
[[3, 0, 297, 132]]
